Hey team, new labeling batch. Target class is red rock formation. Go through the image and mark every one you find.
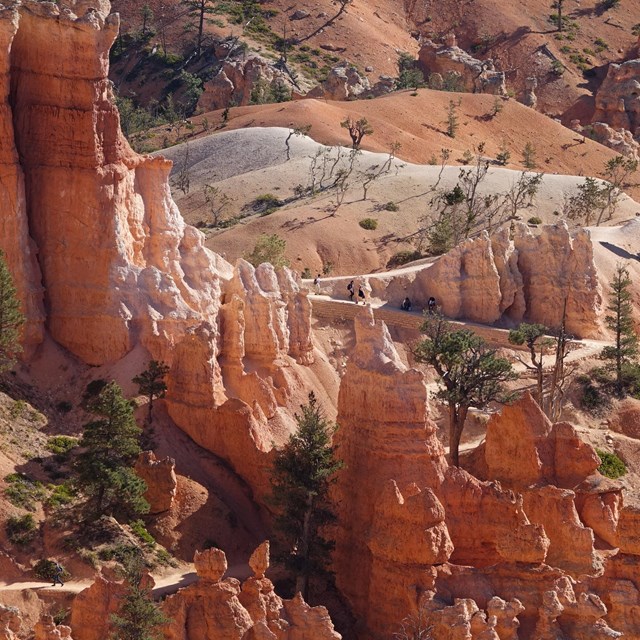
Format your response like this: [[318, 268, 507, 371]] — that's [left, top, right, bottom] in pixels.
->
[[70, 573, 127, 640], [328, 223, 604, 338], [162, 546, 341, 640], [593, 59, 640, 137], [333, 310, 625, 639], [34, 616, 74, 640], [484, 393, 600, 490], [2, 0, 329, 505], [134, 451, 177, 514], [0, 605, 21, 640], [0, 5, 44, 355]]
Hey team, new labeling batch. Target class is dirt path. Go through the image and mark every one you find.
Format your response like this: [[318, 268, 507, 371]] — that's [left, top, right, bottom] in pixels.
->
[[308, 294, 609, 368], [0, 563, 252, 600]]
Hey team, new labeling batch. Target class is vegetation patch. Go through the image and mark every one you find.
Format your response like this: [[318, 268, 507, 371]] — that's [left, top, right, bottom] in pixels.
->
[[130, 519, 156, 547], [386, 250, 422, 268], [34, 559, 71, 582], [4, 473, 46, 511], [6, 514, 37, 546], [46, 436, 78, 456], [596, 449, 626, 479], [359, 218, 378, 230]]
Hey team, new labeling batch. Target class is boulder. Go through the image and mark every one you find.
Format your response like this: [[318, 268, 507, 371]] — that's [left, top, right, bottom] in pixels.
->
[[418, 35, 507, 95]]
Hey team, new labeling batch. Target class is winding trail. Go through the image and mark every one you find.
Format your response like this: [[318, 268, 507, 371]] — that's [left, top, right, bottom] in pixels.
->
[[308, 293, 609, 368], [0, 563, 251, 600]]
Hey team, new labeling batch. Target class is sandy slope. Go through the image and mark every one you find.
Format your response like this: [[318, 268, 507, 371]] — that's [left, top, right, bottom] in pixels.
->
[[157, 90, 635, 186], [158, 126, 640, 275]]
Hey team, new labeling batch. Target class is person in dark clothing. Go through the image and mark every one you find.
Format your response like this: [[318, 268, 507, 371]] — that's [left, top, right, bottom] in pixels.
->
[[358, 286, 365, 303], [313, 274, 321, 294], [52, 561, 64, 587], [401, 297, 412, 311], [347, 280, 355, 302], [428, 296, 436, 314]]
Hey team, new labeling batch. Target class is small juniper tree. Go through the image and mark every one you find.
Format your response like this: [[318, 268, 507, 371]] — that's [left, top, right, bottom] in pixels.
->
[[414, 314, 517, 467], [445, 100, 459, 138], [270, 392, 343, 600], [75, 382, 149, 520], [133, 361, 170, 425], [340, 116, 373, 150], [245, 234, 289, 268], [0, 250, 24, 373], [110, 549, 169, 640], [140, 4, 154, 36], [601, 264, 638, 396], [522, 142, 537, 169], [509, 323, 552, 408]]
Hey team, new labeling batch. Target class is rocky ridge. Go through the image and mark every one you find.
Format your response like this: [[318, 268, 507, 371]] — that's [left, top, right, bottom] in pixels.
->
[[0, 0, 329, 501], [332, 307, 635, 639]]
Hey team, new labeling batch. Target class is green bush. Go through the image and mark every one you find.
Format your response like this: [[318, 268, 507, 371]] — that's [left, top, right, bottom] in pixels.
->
[[4, 474, 46, 511], [34, 559, 71, 582], [6, 514, 37, 545], [130, 519, 156, 547], [9, 400, 27, 419], [46, 436, 78, 456], [251, 193, 284, 214], [98, 543, 143, 566], [527, 216, 542, 225], [382, 201, 399, 212], [46, 483, 76, 508], [359, 218, 378, 230], [580, 382, 606, 413], [386, 250, 422, 268], [596, 449, 626, 479]]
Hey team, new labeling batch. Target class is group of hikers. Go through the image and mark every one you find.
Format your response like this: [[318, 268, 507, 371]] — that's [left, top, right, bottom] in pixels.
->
[[401, 296, 437, 314], [311, 274, 437, 313], [346, 280, 366, 304]]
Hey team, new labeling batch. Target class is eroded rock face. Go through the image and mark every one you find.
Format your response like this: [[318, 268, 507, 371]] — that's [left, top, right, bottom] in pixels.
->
[[2, 0, 325, 505], [418, 35, 507, 95], [307, 63, 371, 101], [162, 546, 341, 640], [34, 616, 73, 640], [0, 606, 21, 640], [484, 393, 600, 490], [70, 574, 127, 640], [332, 310, 625, 639], [593, 59, 640, 138], [413, 222, 603, 338], [197, 55, 297, 112], [0, 6, 44, 356], [134, 451, 177, 514]]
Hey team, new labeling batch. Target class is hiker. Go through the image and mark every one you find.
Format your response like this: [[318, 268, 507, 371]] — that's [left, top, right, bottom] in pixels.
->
[[347, 280, 355, 302], [428, 296, 436, 314], [51, 560, 65, 587], [401, 297, 412, 311], [313, 274, 321, 294], [358, 286, 366, 304]]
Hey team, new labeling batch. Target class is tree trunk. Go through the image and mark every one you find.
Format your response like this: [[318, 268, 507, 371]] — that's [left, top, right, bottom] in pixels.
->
[[197, 0, 205, 57], [558, 1, 563, 32], [295, 493, 314, 601], [449, 406, 468, 467]]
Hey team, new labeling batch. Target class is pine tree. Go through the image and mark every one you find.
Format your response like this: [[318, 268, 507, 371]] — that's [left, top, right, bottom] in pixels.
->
[[0, 249, 24, 373], [75, 382, 149, 519], [111, 550, 169, 640], [133, 361, 170, 425], [601, 264, 638, 396], [414, 314, 517, 467], [270, 392, 343, 601]]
